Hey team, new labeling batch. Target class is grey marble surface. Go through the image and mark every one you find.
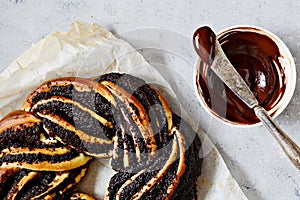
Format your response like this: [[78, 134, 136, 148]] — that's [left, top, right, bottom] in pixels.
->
[[0, 0, 299, 199]]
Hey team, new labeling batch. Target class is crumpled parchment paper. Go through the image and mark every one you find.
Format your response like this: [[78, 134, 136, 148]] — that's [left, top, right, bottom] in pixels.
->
[[0, 20, 248, 200]]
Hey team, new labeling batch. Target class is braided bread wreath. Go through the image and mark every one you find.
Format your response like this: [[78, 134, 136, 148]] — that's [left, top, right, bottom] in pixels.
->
[[0, 72, 202, 199]]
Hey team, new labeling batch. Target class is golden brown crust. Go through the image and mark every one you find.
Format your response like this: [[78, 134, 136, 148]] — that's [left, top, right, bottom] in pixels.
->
[[23, 77, 116, 111], [0, 110, 40, 133], [70, 192, 96, 200], [0, 73, 202, 200], [102, 80, 158, 155]]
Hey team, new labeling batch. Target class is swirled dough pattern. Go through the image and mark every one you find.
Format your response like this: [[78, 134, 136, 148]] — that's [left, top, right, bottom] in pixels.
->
[[0, 73, 202, 200]]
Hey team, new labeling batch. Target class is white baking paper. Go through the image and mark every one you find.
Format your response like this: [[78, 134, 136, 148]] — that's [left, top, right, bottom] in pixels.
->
[[0, 21, 248, 200]]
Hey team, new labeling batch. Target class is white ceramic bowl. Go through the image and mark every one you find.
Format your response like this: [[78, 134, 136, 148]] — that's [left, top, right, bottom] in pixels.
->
[[194, 25, 296, 126]]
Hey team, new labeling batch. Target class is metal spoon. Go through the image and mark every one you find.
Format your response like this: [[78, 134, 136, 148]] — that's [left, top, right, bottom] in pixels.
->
[[193, 26, 300, 170]]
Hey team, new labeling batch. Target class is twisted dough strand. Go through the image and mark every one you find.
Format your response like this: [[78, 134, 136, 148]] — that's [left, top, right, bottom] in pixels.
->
[[0, 111, 92, 199], [0, 73, 202, 200]]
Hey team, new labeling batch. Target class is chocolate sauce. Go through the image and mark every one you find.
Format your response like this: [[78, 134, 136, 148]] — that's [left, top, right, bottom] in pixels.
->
[[195, 28, 286, 124], [193, 26, 216, 66]]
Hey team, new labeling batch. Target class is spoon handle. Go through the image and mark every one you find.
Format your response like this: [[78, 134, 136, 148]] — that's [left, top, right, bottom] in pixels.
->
[[193, 26, 300, 170], [254, 106, 300, 169]]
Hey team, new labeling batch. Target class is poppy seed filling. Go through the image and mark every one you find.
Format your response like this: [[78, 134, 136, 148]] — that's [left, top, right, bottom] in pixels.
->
[[0, 73, 202, 200]]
